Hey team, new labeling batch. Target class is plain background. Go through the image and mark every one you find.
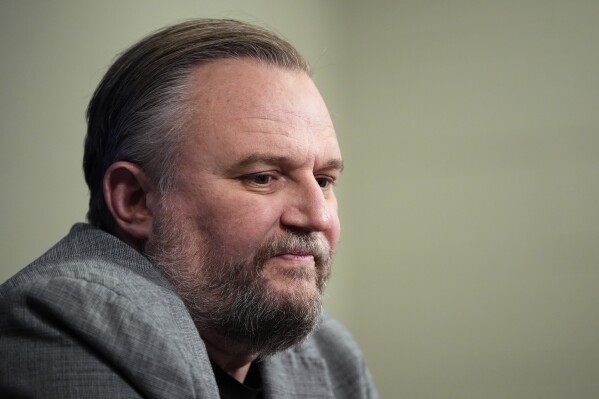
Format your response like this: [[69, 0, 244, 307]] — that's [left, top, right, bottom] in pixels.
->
[[2, 1, 599, 398]]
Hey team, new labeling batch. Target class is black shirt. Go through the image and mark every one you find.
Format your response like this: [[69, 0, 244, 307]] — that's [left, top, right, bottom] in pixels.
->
[[210, 359, 263, 399]]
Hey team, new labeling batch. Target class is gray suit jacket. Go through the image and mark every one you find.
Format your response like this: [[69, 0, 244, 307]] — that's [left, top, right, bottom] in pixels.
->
[[0, 224, 377, 398]]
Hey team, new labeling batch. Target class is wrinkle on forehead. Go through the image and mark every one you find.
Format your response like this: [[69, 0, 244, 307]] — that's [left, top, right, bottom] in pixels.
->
[[225, 114, 336, 139]]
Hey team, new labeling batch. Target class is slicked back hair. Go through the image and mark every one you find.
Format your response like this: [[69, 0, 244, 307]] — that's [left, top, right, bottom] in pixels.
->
[[84, 19, 310, 232]]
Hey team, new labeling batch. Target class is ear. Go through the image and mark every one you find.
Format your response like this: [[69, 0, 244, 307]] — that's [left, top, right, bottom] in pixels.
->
[[103, 161, 156, 242]]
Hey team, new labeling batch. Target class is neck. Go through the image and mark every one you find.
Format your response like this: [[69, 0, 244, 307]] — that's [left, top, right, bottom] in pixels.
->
[[201, 330, 259, 383]]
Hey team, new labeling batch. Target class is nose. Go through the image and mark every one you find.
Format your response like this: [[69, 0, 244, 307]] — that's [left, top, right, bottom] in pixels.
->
[[280, 177, 336, 233]]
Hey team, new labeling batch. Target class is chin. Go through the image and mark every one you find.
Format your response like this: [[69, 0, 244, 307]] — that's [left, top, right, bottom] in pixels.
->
[[266, 277, 319, 298], [262, 265, 320, 293]]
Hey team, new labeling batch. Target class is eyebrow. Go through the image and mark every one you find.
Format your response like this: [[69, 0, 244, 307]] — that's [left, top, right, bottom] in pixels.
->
[[323, 158, 345, 173], [227, 154, 344, 174]]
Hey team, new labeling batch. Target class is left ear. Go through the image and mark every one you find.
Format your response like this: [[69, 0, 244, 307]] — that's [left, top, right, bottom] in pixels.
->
[[103, 161, 157, 242]]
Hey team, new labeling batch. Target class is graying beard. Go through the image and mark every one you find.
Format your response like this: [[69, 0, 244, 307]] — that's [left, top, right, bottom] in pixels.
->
[[146, 206, 331, 356]]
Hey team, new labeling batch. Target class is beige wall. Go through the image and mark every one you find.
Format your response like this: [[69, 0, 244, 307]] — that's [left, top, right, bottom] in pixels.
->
[[342, 1, 599, 397], [2, 1, 599, 398]]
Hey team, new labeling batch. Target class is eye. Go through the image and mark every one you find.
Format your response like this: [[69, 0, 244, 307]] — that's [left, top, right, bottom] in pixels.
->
[[248, 174, 273, 185], [316, 176, 335, 189], [241, 172, 280, 190]]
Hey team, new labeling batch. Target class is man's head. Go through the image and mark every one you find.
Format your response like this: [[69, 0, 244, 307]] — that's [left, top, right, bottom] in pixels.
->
[[84, 19, 342, 357], [84, 19, 310, 232]]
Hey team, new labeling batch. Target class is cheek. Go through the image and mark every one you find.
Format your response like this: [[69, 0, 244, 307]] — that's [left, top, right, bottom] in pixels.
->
[[198, 195, 283, 249]]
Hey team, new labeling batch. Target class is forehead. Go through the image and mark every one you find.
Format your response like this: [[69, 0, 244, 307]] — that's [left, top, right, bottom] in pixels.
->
[[181, 59, 341, 168], [188, 59, 331, 127]]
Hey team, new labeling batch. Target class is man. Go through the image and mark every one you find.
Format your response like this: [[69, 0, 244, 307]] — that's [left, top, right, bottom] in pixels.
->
[[0, 19, 377, 398]]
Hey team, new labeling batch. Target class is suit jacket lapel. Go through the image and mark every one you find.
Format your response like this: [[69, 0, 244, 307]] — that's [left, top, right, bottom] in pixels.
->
[[261, 349, 334, 398]]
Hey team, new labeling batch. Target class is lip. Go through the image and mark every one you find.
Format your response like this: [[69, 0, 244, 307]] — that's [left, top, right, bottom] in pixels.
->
[[274, 253, 314, 261], [270, 253, 316, 265]]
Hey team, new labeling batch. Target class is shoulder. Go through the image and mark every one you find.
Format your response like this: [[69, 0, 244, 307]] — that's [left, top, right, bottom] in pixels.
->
[[1, 223, 176, 310], [0, 224, 217, 398], [2, 223, 166, 292]]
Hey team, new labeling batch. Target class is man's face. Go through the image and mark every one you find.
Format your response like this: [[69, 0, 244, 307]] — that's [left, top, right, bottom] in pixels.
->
[[146, 59, 342, 355]]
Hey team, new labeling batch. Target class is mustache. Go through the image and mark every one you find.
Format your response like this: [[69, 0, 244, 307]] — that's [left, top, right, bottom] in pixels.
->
[[254, 233, 331, 269]]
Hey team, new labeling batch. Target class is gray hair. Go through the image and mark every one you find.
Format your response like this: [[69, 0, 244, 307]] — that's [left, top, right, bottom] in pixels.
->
[[84, 18, 310, 232]]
